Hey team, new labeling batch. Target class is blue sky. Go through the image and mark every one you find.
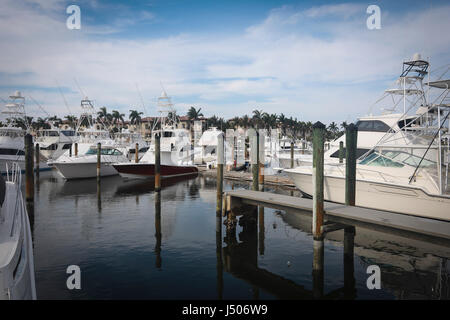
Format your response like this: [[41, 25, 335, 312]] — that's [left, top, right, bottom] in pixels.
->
[[0, 0, 449, 124]]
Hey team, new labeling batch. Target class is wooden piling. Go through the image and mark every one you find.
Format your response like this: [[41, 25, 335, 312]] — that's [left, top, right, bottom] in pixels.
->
[[290, 141, 294, 168], [25, 134, 34, 203], [345, 124, 358, 206], [74, 142, 78, 156], [96, 142, 101, 182], [312, 121, 325, 240], [35, 143, 40, 177], [135, 143, 139, 163], [69, 143, 72, 157], [155, 134, 161, 192], [258, 131, 264, 189], [249, 130, 259, 191], [216, 133, 224, 214], [339, 141, 344, 164]]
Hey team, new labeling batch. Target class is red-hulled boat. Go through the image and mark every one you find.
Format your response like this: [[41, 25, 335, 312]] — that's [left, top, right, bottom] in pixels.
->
[[113, 162, 198, 179]]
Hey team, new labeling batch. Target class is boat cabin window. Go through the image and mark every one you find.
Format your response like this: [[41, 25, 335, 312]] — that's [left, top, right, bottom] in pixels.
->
[[86, 148, 123, 155], [62, 144, 72, 149], [40, 143, 58, 150], [61, 130, 76, 136], [0, 148, 25, 155], [330, 148, 370, 159], [381, 150, 435, 168], [355, 120, 390, 132], [359, 153, 404, 167], [163, 132, 174, 138]]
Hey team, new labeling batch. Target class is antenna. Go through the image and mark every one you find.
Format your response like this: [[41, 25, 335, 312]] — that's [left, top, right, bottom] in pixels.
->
[[73, 77, 86, 98], [28, 94, 51, 118], [55, 79, 73, 116], [135, 83, 148, 117]]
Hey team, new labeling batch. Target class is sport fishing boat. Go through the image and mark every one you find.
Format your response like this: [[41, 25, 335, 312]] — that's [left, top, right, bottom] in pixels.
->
[[52, 97, 128, 179], [0, 163, 36, 300], [286, 54, 450, 221], [114, 129, 149, 161], [35, 125, 78, 163], [113, 90, 198, 179], [0, 91, 50, 173], [53, 141, 129, 179]]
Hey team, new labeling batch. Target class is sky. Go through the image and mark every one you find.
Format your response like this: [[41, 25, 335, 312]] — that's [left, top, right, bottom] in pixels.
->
[[0, 0, 449, 124]]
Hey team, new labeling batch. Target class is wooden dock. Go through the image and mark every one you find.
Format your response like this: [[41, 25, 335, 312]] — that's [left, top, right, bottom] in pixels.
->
[[225, 190, 450, 243]]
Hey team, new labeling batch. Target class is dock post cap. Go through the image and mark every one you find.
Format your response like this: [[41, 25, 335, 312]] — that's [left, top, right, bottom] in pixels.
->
[[312, 121, 326, 130]]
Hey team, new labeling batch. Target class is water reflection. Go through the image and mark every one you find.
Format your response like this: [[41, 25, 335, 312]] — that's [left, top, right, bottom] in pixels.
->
[[30, 169, 450, 299]]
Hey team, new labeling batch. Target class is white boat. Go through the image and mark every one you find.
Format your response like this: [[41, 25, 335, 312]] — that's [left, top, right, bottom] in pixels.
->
[[113, 129, 149, 161], [286, 54, 450, 221], [0, 163, 36, 300], [52, 97, 128, 179], [113, 90, 198, 179], [0, 91, 50, 173], [53, 141, 129, 179], [35, 126, 78, 163], [197, 127, 222, 164]]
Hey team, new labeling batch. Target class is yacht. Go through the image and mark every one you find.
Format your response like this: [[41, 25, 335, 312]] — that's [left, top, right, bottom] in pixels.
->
[[197, 127, 222, 164], [0, 91, 50, 173], [52, 141, 129, 179], [35, 125, 78, 163], [286, 54, 450, 221], [0, 163, 36, 299], [113, 90, 198, 179], [52, 97, 128, 179], [114, 129, 149, 161]]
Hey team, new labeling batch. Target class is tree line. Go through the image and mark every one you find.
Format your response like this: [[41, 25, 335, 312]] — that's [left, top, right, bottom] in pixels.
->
[[0, 106, 348, 141]]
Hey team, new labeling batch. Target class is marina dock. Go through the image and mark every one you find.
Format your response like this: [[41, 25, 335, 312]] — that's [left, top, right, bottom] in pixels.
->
[[225, 190, 450, 243]]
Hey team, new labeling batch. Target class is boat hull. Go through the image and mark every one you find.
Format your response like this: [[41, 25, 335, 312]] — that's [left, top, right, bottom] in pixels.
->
[[286, 169, 450, 221], [113, 163, 199, 179], [53, 162, 118, 179]]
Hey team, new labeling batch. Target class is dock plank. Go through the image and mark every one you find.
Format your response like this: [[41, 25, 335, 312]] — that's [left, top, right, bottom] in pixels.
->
[[225, 190, 450, 240]]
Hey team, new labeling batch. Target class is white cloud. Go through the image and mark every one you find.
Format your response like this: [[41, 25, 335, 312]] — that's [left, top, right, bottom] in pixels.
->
[[0, 1, 449, 125]]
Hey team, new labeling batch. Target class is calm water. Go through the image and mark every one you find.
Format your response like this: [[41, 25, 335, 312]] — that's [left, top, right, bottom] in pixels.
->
[[28, 170, 449, 299]]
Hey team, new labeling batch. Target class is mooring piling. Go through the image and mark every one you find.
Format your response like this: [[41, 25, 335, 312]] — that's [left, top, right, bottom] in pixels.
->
[[290, 141, 294, 168], [97, 142, 101, 182], [69, 143, 72, 157], [312, 237, 324, 299], [258, 131, 264, 189], [74, 142, 78, 156], [135, 143, 139, 163], [312, 121, 326, 240], [345, 124, 358, 206], [249, 129, 259, 191], [155, 134, 161, 192], [35, 143, 40, 178], [339, 141, 344, 164], [25, 134, 34, 204], [216, 132, 224, 214]]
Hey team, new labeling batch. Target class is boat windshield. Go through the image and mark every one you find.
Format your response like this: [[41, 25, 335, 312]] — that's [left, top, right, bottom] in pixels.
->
[[359, 152, 404, 168], [85, 148, 123, 155]]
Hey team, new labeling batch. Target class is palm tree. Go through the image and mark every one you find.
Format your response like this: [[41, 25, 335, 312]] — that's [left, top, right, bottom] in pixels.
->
[[112, 110, 125, 130], [187, 107, 204, 120], [97, 107, 112, 127], [327, 121, 339, 140], [129, 110, 143, 125], [252, 109, 264, 128]]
